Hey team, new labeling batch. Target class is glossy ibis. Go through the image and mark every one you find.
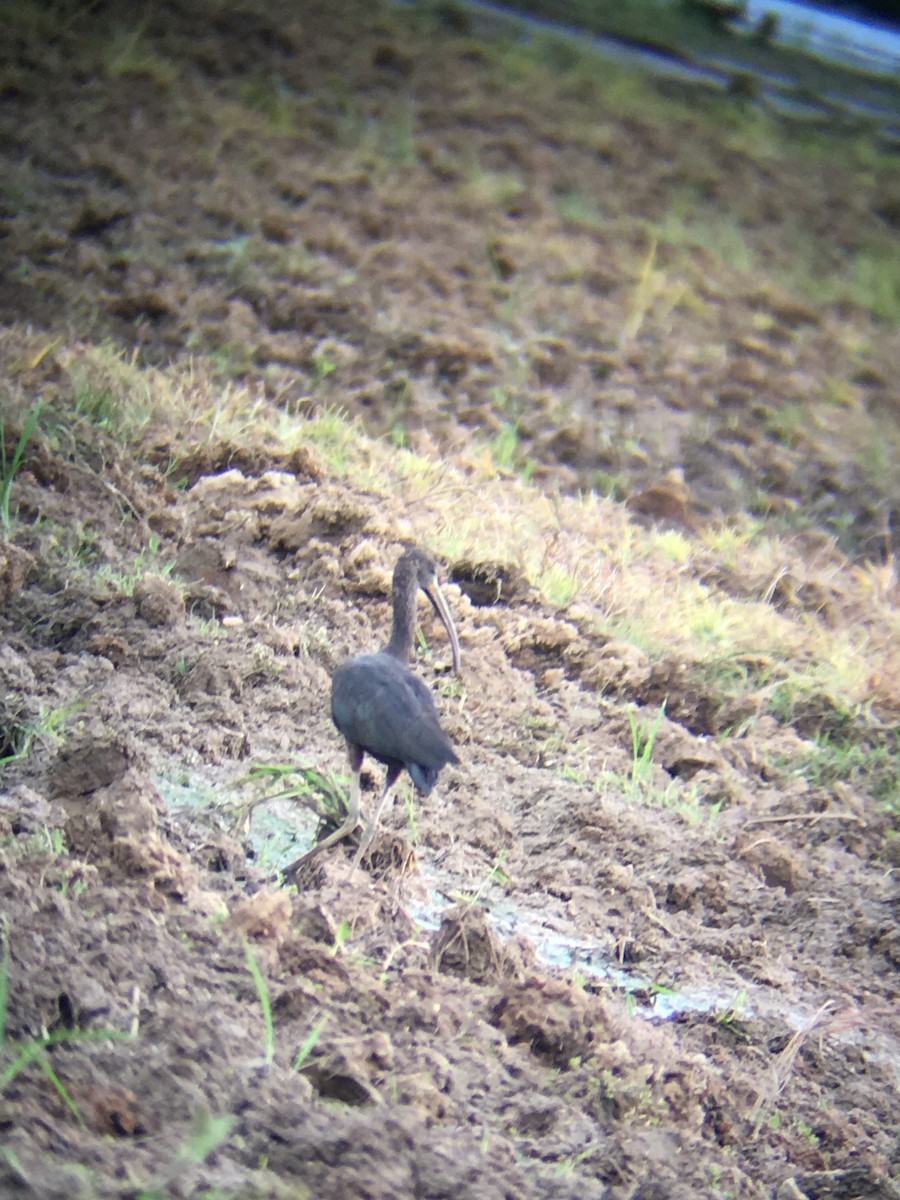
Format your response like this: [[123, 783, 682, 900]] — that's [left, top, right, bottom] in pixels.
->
[[285, 547, 461, 881]]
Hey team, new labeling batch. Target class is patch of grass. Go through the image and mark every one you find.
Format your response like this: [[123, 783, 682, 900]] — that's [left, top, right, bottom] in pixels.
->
[[653, 529, 692, 564], [277, 241, 334, 286], [642, 780, 721, 828], [699, 520, 762, 570], [658, 199, 756, 274], [538, 562, 579, 608], [236, 72, 296, 135], [621, 234, 705, 345], [237, 764, 351, 868], [489, 421, 536, 481], [208, 234, 256, 280], [702, 642, 875, 742], [490, 422, 520, 472], [781, 729, 900, 814], [438, 673, 466, 703], [715, 989, 748, 1030], [205, 340, 254, 379], [762, 401, 808, 449], [457, 170, 525, 209], [392, 444, 443, 494], [594, 1064, 668, 1124], [106, 21, 179, 88], [72, 382, 126, 431], [247, 643, 282, 685], [293, 405, 361, 475], [44, 342, 166, 446], [312, 347, 338, 384], [852, 418, 899, 491], [689, 595, 746, 646], [51, 517, 102, 567], [331, 920, 350, 956], [765, 647, 874, 732], [0, 401, 42, 537], [95, 533, 176, 597], [592, 469, 627, 501], [582, 704, 724, 826], [7, 827, 66, 863], [555, 190, 604, 228], [627, 702, 666, 792], [785, 238, 900, 326], [456, 851, 512, 908], [382, 102, 419, 167], [323, 91, 420, 168], [849, 243, 900, 324], [0, 700, 81, 767]]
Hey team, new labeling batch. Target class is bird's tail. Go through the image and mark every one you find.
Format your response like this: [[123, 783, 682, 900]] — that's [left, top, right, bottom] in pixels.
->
[[408, 762, 441, 795]]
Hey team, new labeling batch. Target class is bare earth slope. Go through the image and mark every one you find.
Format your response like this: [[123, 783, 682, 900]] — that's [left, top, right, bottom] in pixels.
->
[[0, 3, 898, 1199]]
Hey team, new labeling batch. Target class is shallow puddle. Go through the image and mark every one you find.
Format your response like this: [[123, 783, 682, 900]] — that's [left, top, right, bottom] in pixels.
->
[[415, 876, 900, 1088], [158, 766, 318, 871], [415, 881, 738, 1020], [237, 780, 898, 1078], [163, 737, 899, 1100], [229, 776, 799, 1026]]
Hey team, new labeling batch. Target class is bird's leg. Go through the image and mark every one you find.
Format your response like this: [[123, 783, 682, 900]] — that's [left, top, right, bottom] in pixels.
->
[[344, 763, 402, 882], [281, 746, 363, 881]]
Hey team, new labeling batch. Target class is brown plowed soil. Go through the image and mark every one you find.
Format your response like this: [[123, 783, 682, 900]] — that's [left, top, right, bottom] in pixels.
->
[[0, 3, 898, 1199]]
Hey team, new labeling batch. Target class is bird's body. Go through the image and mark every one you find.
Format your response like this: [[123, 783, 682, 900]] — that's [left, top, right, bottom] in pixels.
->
[[284, 547, 461, 880], [331, 651, 458, 796]]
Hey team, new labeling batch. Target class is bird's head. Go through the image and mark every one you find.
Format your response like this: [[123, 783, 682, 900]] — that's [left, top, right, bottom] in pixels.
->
[[395, 547, 462, 674]]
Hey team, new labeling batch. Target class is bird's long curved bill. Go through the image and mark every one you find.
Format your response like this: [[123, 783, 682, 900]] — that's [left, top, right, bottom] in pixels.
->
[[424, 580, 461, 674]]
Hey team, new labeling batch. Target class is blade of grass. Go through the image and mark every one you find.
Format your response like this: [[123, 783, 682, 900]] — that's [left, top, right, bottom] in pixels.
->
[[243, 939, 275, 1064], [0, 401, 42, 536], [628, 700, 667, 790], [35, 1053, 84, 1124], [0, 927, 8, 1044], [292, 1014, 328, 1071], [178, 1110, 236, 1165], [0, 1026, 134, 1093]]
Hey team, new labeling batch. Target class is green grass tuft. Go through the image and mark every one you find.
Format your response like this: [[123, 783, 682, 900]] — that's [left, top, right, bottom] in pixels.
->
[[243, 940, 275, 1065], [0, 402, 42, 537]]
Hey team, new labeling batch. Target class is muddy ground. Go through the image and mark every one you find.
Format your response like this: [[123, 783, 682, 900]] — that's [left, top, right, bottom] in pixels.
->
[[0, 2, 898, 1198]]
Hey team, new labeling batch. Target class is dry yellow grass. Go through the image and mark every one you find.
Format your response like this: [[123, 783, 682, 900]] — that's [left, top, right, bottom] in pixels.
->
[[4, 327, 898, 726]]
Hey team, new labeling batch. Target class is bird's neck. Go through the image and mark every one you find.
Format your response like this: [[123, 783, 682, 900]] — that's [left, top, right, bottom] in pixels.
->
[[384, 565, 417, 663]]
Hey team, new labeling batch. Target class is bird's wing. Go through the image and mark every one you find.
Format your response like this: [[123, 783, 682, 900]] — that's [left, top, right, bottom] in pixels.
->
[[332, 656, 455, 770]]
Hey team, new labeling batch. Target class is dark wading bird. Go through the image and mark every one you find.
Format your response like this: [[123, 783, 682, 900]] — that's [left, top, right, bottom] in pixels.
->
[[284, 548, 461, 881]]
